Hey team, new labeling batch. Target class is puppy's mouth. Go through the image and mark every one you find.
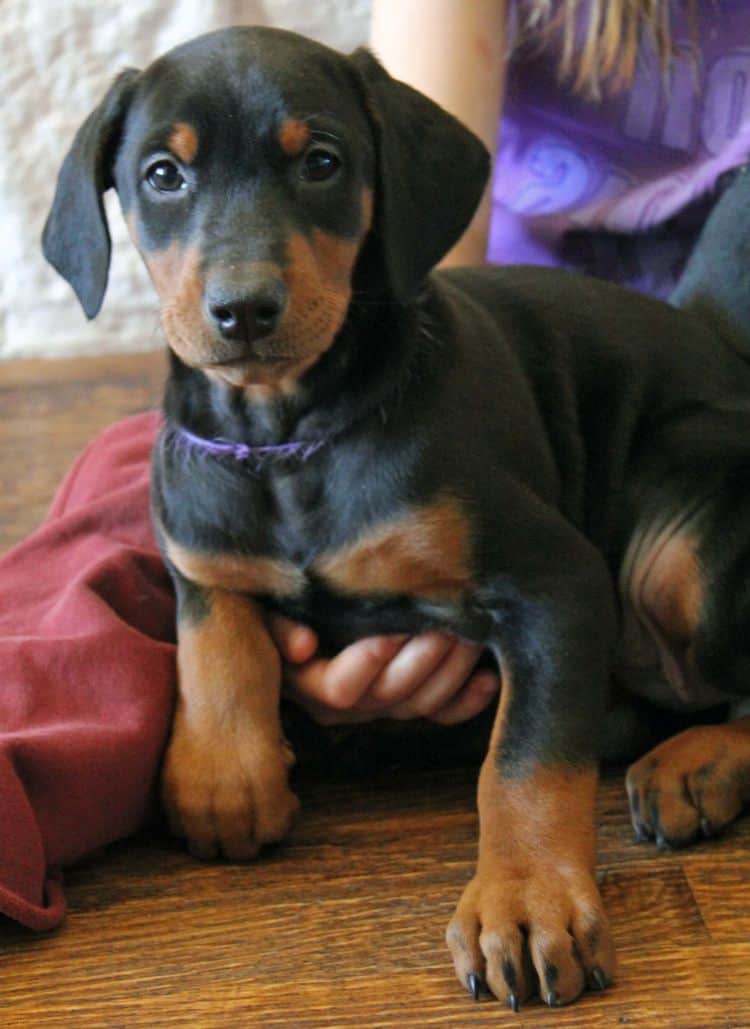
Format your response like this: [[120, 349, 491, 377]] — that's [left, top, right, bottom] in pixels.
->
[[204, 351, 298, 369], [202, 349, 318, 389]]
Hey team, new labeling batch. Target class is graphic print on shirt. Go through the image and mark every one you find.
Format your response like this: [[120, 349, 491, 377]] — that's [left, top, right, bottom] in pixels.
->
[[490, 4, 750, 294]]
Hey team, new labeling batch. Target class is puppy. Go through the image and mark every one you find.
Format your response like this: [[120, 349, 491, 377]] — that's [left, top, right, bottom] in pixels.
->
[[43, 26, 750, 1009]]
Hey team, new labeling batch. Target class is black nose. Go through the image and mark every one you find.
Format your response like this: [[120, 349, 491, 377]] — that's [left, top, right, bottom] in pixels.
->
[[206, 278, 288, 345]]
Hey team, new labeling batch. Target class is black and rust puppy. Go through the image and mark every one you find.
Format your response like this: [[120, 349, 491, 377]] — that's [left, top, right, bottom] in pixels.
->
[[43, 27, 750, 1009]]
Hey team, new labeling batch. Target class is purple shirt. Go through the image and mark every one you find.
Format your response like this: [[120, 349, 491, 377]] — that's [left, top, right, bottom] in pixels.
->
[[489, 0, 750, 297]]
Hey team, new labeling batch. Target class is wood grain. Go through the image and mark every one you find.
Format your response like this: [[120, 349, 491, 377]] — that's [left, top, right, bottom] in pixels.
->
[[1, 351, 749, 1027], [0, 351, 165, 551]]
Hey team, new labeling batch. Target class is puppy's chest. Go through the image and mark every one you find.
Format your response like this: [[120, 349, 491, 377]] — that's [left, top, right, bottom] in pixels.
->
[[165, 476, 475, 607]]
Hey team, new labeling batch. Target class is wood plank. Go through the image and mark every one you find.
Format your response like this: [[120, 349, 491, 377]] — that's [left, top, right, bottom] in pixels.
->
[[0, 351, 165, 551], [685, 858, 750, 944], [0, 350, 166, 388]]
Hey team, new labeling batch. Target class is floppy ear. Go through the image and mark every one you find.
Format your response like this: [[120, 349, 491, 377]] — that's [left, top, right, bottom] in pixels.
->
[[350, 48, 490, 301], [42, 68, 139, 319]]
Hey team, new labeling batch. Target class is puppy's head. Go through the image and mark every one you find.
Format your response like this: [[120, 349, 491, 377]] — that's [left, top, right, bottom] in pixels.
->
[[43, 27, 489, 391]]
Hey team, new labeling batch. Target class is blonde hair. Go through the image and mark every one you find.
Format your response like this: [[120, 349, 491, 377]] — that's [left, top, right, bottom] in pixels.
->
[[519, 1, 698, 99]]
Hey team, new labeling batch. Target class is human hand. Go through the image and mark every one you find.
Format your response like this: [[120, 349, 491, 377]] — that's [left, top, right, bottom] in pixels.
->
[[267, 616, 499, 726]]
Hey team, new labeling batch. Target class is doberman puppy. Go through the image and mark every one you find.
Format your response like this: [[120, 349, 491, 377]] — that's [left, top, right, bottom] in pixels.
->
[[43, 26, 750, 1010]]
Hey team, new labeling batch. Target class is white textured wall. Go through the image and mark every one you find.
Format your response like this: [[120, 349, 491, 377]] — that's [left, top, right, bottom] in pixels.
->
[[1, 0, 371, 359]]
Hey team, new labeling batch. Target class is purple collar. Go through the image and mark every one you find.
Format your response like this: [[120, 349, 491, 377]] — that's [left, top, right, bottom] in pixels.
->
[[171, 425, 326, 467]]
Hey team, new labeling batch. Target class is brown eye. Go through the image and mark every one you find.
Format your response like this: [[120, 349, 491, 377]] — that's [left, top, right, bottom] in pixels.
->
[[146, 159, 186, 192], [300, 146, 341, 182]]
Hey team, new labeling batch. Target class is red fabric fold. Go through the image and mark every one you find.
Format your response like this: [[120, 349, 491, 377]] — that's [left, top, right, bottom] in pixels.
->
[[0, 411, 176, 930]]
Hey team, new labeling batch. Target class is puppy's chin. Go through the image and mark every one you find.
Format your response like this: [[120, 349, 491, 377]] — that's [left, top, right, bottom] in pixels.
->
[[201, 352, 319, 395]]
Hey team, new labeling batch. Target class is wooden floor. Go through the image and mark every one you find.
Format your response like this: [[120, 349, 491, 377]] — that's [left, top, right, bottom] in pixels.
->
[[1, 351, 750, 1028]]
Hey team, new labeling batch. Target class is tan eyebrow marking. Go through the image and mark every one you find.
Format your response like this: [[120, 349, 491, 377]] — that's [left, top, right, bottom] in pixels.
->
[[278, 118, 311, 157], [168, 121, 199, 164]]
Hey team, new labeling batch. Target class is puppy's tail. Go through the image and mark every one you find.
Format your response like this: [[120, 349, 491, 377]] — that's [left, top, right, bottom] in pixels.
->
[[671, 165, 750, 344]]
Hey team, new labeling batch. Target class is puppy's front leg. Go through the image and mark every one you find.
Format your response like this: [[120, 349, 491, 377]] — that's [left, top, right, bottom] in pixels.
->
[[447, 533, 618, 1008], [162, 576, 299, 860]]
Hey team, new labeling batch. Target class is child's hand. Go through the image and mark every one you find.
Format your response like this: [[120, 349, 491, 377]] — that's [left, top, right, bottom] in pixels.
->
[[268, 615, 499, 726]]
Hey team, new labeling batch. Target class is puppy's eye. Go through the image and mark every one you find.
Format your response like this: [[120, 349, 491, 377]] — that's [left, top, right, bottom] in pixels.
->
[[300, 146, 341, 182], [146, 159, 186, 193]]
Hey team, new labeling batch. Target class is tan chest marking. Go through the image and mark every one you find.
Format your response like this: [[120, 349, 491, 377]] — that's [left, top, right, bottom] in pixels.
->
[[315, 497, 473, 600], [164, 537, 306, 598]]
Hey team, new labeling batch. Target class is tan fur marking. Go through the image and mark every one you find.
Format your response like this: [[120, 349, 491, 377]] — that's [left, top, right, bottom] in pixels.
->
[[165, 537, 306, 598], [310, 229, 360, 288], [626, 717, 750, 846], [176, 593, 281, 721], [446, 663, 614, 1005], [168, 121, 199, 164], [476, 658, 598, 866], [315, 497, 472, 599], [146, 239, 182, 297], [629, 719, 750, 796], [162, 589, 299, 860], [257, 231, 356, 370], [146, 244, 209, 366], [278, 118, 311, 157], [628, 530, 705, 700], [478, 758, 598, 870], [642, 533, 703, 643], [360, 186, 374, 236]]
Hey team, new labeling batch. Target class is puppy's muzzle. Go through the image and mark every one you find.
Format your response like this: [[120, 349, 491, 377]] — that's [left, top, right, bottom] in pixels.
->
[[204, 272, 288, 354]]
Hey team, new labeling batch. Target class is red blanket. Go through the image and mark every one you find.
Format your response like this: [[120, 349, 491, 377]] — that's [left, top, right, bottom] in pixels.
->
[[0, 411, 175, 930]]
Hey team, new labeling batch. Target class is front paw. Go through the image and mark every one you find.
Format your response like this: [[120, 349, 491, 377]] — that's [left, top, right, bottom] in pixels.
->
[[161, 720, 299, 861], [446, 861, 615, 1009]]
